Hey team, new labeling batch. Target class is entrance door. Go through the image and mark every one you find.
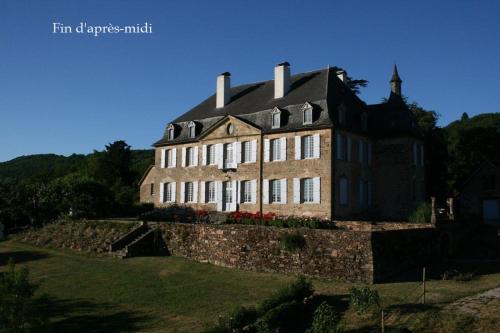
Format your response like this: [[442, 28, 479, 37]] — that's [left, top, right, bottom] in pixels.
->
[[483, 199, 500, 225], [223, 181, 233, 212]]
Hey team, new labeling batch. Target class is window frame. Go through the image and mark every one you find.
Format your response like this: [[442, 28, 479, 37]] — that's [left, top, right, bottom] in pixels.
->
[[270, 138, 281, 161], [241, 180, 252, 203], [302, 135, 314, 159], [302, 178, 314, 203], [165, 182, 174, 203], [339, 177, 349, 206], [150, 183, 155, 196], [167, 124, 175, 140], [302, 102, 313, 125], [207, 144, 215, 165], [207, 181, 216, 203], [185, 182, 194, 203], [188, 121, 196, 138], [271, 108, 281, 129], [224, 143, 233, 168], [270, 179, 282, 204], [186, 147, 195, 166], [241, 141, 251, 163]]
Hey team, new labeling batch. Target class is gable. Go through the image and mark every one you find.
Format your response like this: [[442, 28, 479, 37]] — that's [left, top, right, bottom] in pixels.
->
[[201, 116, 261, 141]]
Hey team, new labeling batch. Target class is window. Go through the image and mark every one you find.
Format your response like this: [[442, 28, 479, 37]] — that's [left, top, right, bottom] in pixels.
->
[[339, 177, 348, 205], [339, 109, 346, 125], [302, 102, 313, 125], [270, 180, 281, 203], [271, 139, 281, 161], [336, 134, 347, 160], [483, 175, 496, 190], [224, 143, 233, 168], [185, 182, 194, 202], [165, 182, 174, 202], [272, 108, 281, 128], [167, 124, 175, 140], [359, 180, 368, 206], [242, 141, 251, 163], [241, 180, 252, 203], [302, 136, 314, 159], [207, 144, 215, 165], [302, 178, 314, 203], [186, 147, 195, 166], [150, 183, 154, 196], [207, 181, 216, 202], [166, 149, 175, 167], [188, 121, 196, 138], [227, 123, 234, 135]]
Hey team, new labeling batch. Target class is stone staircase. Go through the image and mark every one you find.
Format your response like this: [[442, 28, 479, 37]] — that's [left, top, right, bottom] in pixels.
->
[[109, 223, 163, 259]]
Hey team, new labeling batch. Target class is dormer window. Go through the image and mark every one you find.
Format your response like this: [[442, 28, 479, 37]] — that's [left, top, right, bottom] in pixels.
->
[[167, 124, 175, 140], [302, 102, 313, 125], [188, 121, 196, 138], [271, 107, 281, 129]]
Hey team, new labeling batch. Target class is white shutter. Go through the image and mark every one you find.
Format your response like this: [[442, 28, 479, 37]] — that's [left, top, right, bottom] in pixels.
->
[[280, 178, 287, 204], [250, 140, 257, 163], [368, 143, 372, 166], [171, 148, 177, 168], [171, 182, 176, 202], [216, 143, 224, 169], [181, 147, 186, 167], [235, 142, 242, 164], [313, 177, 321, 204], [250, 179, 257, 204], [264, 139, 270, 162], [313, 134, 320, 158], [293, 178, 300, 203], [347, 136, 352, 161], [200, 181, 205, 203], [202, 145, 207, 166], [180, 182, 185, 203], [336, 134, 342, 160], [216, 181, 223, 211], [159, 182, 164, 203], [231, 180, 237, 211], [193, 147, 199, 166], [161, 149, 166, 168], [263, 179, 269, 204], [236, 180, 241, 203], [295, 136, 301, 160], [280, 137, 287, 161], [193, 181, 198, 203]]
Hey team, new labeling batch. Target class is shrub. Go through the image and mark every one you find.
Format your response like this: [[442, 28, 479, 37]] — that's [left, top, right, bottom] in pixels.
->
[[280, 233, 306, 251], [408, 202, 432, 223], [138, 205, 196, 223], [229, 306, 257, 329], [258, 276, 313, 315], [254, 301, 305, 333], [441, 269, 476, 282], [348, 286, 380, 313], [306, 301, 343, 333]]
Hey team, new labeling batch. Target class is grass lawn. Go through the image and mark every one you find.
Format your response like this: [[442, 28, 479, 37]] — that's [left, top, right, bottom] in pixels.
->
[[2, 238, 500, 332]]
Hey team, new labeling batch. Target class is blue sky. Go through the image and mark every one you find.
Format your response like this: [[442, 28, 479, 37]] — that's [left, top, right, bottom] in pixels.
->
[[1, 0, 499, 162]]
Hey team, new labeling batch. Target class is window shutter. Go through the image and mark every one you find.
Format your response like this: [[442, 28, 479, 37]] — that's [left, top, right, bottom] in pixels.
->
[[235, 142, 242, 164], [295, 136, 301, 160], [180, 182, 185, 203], [200, 181, 205, 203], [313, 177, 320, 203], [359, 180, 364, 206], [216, 143, 224, 169], [216, 181, 223, 211], [264, 139, 270, 162], [171, 148, 177, 168], [359, 140, 364, 164], [181, 148, 186, 167], [193, 147, 199, 167], [193, 181, 198, 203], [263, 179, 269, 204], [347, 136, 352, 161], [236, 180, 241, 204], [280, 178, 287, 204], [293, 178, 300, 203], [202, 145, 207, 166], [368, 143, 372, 165], [280, 137, 287, 161], [367, 181, 372, 207], [231, 180, 237, 211], [250, 140, 257, 163], [171, 182, 176, 202], [413, 143, 418, 166], [313, 134, 320, 158], [340, 178, 348, 205], [161, 150, 166, 168], [250, 179, 257, 204], [336, 134, 342, 160], [159, 182, 164, 203], [420, 144, 424, 167]]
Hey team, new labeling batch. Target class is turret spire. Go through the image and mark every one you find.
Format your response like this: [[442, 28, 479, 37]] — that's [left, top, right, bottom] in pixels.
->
[[390, 64, 402, 96]]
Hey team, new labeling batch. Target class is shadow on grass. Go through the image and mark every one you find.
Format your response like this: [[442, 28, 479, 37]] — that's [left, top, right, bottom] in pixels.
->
[[0, 250, 49, 266], [35, 297, 152, 333]]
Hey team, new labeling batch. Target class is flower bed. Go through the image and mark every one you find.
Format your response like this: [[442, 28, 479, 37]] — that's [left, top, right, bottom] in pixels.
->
[[227, 211, 336, 229]]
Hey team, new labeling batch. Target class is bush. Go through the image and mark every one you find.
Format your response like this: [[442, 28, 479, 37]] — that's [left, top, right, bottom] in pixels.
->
[[408, 202, 432, 223], [226, 211, 333, 230], [280, 233, 306, 251], [306, 301, 343, 333], [258, 276, 313, 315], [255, 301, 305, 333], [441, 269, 476, 282], [229, 306, 257, 329], [0, 260, 45, 332], [348, 286, 380, 313], [138, 205, 196, 222]]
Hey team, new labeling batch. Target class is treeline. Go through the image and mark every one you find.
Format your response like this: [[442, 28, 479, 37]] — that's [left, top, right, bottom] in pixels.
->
[[0, 141, 154, 229]]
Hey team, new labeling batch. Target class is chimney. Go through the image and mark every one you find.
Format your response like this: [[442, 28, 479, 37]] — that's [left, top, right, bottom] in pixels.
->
[[274, 62, 290, 98], [336, 70, 348, 83], [216, 72, 231, 108]]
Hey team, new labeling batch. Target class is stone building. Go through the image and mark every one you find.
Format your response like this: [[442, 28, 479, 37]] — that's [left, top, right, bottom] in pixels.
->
[[139, 63, 425, 220], [458, 159, 500, 224]]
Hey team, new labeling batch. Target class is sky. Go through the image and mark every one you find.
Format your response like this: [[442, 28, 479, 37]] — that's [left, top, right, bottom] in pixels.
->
[[1, 0, 499, 162]]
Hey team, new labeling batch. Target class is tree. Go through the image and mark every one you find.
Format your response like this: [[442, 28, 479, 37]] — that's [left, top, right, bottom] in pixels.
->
[[93, 140, 134, 187], [331, 66, 368, 94]]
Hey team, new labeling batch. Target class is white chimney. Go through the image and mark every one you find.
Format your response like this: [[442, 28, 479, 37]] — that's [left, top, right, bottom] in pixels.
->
[[274, 62, 290, 99], [336, 70, 348, 83], [216, 72, 231, 108]]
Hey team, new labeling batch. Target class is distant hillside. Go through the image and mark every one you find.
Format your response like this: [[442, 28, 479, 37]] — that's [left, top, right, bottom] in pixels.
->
[[0, 150, 154, 185]]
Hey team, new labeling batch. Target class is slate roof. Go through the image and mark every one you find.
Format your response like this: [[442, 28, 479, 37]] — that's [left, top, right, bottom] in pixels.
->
[[153, 66, 419, 147]]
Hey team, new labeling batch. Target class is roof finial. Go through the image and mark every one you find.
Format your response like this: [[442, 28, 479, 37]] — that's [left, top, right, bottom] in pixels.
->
[[390, 64, 402, 96], [391, 64, 402, 83]]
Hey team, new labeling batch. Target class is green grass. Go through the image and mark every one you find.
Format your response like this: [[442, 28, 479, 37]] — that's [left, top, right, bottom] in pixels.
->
[[2, 239, 500, 332]]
